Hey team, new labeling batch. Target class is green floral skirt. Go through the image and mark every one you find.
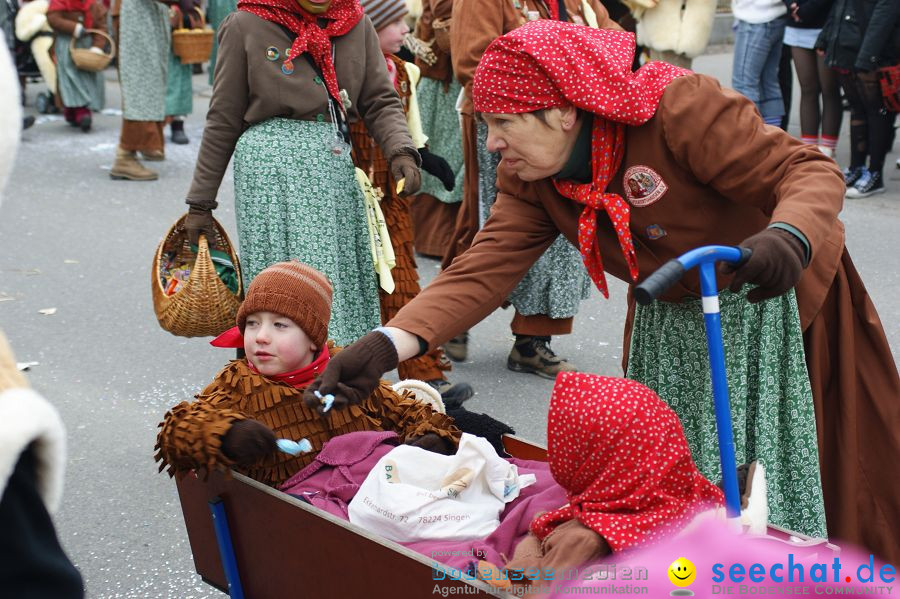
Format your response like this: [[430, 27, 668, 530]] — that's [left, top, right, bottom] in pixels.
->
[[476, 121, 590, 319], [417, 77, 464, 203], [626, 288, 826, 537], [233, 118, 381, 346], [164, 49, 193, 117], [54, 35, 105, 110]]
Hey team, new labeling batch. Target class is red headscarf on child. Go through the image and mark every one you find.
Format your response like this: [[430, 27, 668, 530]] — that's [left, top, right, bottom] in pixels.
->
[[237, 0, 362, 111], [472, 21, 690, 298], [530, 373, 723, 551], [48, 0, 95, 28]]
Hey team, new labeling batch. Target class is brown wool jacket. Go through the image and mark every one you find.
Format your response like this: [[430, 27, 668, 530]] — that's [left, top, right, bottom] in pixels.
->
[[387, 74, 846, 349], [47, 1, 109, 48], [414, 0, 454, 83], [451, 0, 620, 115], [155, 350, 461, 487], [186, 11, 417, 210]]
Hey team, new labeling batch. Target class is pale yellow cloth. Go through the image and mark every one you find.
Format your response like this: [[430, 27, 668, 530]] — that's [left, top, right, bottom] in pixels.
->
[[581, 0, 599, 28], [356, 168, 396, 293], [403, 62, 428, 149], [0, 332, 28, 393]]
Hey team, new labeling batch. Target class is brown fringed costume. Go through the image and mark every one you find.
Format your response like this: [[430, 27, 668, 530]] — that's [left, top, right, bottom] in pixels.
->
[[155, 348, 460, 487], [349, 54, 451, 383]]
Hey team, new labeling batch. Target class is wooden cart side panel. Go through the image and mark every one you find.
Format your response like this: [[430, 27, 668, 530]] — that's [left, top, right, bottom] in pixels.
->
[[502, 434, 548, 462], [176, 472, 500, 598]]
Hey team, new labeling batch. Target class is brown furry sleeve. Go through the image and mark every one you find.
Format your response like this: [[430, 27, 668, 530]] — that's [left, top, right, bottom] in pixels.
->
[[154, 389, 249, 479], [372, 381, 461, 447]]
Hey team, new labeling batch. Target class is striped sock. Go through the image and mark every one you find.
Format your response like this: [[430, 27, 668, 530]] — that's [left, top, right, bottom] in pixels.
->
[[763, 116, 783, 126], [821, 135, 838, 149], [801, 134, 819, 145]]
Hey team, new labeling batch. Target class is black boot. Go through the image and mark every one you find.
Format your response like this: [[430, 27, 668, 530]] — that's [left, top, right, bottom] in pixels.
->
[[170, 120, 189, 145]]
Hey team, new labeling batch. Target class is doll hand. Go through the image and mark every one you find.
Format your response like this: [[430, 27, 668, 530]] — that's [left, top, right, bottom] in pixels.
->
[[221, 419, 278, 465], [303, 331, 399, 412], [720, 228, 806, 303], [405, 432, 456, 455], [389, 152, 422, 196], [419, 148, 455, 191], [184, 206, 217, 248]]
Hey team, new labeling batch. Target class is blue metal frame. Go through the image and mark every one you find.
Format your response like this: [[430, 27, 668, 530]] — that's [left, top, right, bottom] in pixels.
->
[[209, 497, 246, 599], [673, 246, 744, 519]]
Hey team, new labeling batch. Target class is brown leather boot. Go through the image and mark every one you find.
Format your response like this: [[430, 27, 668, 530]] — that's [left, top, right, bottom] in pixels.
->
[[110, 147, 158, 181]]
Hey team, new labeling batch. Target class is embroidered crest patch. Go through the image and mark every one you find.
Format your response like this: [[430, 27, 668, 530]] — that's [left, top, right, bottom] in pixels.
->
[[623, 166, 667, 207]]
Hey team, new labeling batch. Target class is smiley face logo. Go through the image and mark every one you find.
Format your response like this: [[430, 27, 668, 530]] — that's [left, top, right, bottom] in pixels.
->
[[668, 558, 696, 587]]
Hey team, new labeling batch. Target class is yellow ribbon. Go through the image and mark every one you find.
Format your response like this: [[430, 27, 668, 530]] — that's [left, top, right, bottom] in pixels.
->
[[355, 168, 396, 293]]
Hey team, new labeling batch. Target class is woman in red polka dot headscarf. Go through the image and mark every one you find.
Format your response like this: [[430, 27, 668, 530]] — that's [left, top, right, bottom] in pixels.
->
[[475, 372, 727, 585], [311, 20, 900, 564]]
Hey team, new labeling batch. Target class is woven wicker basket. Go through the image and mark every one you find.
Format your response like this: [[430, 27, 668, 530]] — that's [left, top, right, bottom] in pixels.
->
[[432, 17, 451, 53], [152, 214, 243, 338], [70, 29, 115, 72], [172, 8, 214, 65]]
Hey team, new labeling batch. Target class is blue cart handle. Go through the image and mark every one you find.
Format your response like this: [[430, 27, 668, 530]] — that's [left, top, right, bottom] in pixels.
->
[[632, 245, 754, 521], [634, 246, 752, 305]]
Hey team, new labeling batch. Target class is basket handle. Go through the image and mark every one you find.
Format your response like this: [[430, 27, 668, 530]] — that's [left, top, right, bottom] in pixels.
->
[[173, 6, 207, 29], [70, 28, 117, 61]]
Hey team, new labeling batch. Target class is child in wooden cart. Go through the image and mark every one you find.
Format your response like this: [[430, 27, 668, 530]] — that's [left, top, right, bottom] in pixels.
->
[[155, 261, 461, 488]]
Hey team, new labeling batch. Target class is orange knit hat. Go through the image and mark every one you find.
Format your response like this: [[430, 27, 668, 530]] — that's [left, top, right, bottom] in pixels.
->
[[236, 261, 333, 347]]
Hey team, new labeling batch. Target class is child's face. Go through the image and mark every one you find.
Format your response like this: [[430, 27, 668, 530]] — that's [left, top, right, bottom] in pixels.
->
[[243, 311, 317, 376], [377, 19, 409, 55]]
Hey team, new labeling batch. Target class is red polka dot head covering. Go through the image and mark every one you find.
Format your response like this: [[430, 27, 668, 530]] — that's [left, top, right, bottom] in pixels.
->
[[530, 372, 723, 551], [237, 0, 362, 112], [473, 21, 690, 298]]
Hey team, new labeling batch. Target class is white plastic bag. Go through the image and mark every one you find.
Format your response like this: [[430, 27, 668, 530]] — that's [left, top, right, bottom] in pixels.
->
[[348, 433, 536, 542]]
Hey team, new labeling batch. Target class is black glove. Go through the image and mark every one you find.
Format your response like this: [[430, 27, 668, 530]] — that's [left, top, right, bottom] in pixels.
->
[[720, 228, 806, 303], [221, 419, 277, 465], [405, 432, 456, 455], [388, 152, 422, 196], [418, 148, 455, 191], [303, 331, 399, 413], [184, 206, 217, 248]]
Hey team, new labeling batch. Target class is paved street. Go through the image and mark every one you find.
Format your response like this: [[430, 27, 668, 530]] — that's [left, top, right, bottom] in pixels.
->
[[1, 51, 898, 597]]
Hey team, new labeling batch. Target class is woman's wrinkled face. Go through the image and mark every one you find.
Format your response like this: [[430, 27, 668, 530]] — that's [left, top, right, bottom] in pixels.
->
[[483, 107, 580, 181], [377, 19, 409, 55], [297, 0, 332, 14]]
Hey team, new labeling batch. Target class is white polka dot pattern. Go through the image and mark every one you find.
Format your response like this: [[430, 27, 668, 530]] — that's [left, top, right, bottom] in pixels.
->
[[530, 372, 724, 552], [472, 20, 689, 123]]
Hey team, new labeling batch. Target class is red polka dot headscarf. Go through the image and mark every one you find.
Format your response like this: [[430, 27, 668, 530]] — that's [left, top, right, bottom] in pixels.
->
[[472, 21, 690, 298], [238, 0, 362, 112], [530, 373, 723, 552]]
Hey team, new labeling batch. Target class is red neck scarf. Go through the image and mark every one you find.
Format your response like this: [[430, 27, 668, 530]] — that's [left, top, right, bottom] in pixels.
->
[[531, 373, 723, 551], [553, 119, 634, 298], [49, 0, 94, 28], [210, 325, 331, 388], [237, 0, 362, 110], [246, 348, 331, 388], [472, 21, 689, 296]]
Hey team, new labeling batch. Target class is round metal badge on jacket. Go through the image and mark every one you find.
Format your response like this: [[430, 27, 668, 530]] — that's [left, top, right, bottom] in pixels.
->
[[623, 165, 668, 207]]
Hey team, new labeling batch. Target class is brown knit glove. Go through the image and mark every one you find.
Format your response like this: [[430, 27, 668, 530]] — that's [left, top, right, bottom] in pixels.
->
[[303, 331, 399, 413], [184, 206, 217, 248], [0, 331, 28, 393], [720, 228, 806, 303], [220, 419, 277, 466], [389, 152, 422, 196]]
